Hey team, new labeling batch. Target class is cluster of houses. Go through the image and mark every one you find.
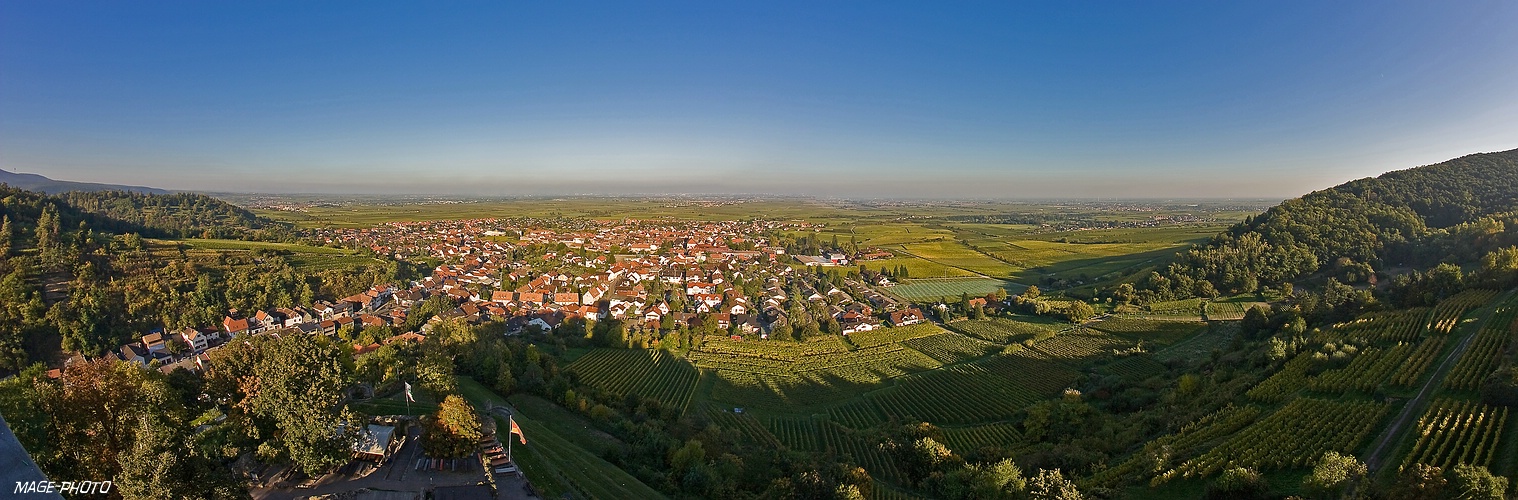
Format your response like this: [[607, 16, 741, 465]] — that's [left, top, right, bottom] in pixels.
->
[[57, 217, 939, 378]]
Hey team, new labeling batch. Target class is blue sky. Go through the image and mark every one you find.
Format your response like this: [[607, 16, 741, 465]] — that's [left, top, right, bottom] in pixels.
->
[[2, 1, 1516, 198]]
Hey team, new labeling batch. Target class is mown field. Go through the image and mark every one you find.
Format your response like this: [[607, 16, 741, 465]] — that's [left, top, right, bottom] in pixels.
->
[[887, 277, 1022, 301]]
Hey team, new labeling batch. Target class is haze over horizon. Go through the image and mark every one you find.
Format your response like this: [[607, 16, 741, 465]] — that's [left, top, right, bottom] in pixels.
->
[[3, 1, 1517, 198]]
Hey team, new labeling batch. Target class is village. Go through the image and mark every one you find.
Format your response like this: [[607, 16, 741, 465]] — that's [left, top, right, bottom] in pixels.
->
[[77, 217, 942, 381]]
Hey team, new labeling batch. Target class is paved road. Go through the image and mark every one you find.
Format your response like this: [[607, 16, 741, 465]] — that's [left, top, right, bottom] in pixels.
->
[[1362, 290, 1513, 472]]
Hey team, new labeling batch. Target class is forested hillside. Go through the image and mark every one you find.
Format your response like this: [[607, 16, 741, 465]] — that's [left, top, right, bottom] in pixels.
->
[[1133, 149, 1518, 303], [0, 185, 400, 371]]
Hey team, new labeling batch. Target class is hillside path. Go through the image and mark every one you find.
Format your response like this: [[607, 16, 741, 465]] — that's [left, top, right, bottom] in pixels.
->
[[1363, 290, 1514, 472]]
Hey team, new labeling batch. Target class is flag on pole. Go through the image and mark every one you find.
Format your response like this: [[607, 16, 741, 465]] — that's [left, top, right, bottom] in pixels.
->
[[404, 382, 415, 403], [509, 415, 527, 444]]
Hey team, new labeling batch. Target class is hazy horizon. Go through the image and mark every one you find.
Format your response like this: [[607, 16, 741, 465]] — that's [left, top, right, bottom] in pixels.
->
[[3, 2, 1517, 198]]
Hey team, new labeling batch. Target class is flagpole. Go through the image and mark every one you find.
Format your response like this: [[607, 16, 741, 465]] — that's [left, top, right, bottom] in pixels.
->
[[507, 414, 513, 463]]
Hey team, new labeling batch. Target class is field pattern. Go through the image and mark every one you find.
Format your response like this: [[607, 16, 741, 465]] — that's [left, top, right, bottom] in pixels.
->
[[1089, 404, 1260, 488], [1163, 398, 1387, 480], [1099, 355, 1167, 380], [889, 277, 1018, 301], [764, 416, 822, 452], [819, 420, 904, 483], [1401, 398, 1508, 471], [903, 332, 999, 363], [567, 349, 700, 412], [1427, 289, 1498, 335], [566, 349, 657, 396], [1305, 344, 1413, 394], [849, 323, 948, 349], [703, 405, 782, 448], [1203, 301, 1265, 321], [1443, 300, 1518, 391], [1089, 317, 1206, 345], [1144, 298, 1206, 317], [829, 399, 888, 429], [868, 353, 1079, 424], [1390, 337, 1448, 387], [1319, 308, 1430, 344], [1029, 329, 1136, 362], [947, 317, 1065, 344], [941, 421, 1023, 453]]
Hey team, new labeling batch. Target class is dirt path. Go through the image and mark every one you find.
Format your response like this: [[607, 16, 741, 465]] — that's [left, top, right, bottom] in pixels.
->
[[1363, 290, 1514, 472]]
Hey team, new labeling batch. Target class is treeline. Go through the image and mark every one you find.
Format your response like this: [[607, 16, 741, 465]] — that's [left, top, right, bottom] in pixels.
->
[[1124, 149, 1518, 303]]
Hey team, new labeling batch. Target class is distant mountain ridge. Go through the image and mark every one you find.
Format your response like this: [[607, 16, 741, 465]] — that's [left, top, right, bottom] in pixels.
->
[[0, 168, 169, 195]]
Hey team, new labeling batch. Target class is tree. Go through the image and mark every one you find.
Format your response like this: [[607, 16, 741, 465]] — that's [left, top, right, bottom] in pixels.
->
[[1113, 283, 1137, 305], [1449, 464, 1508, 500], [1388, 463, 1445, 500], [1301, 451, 1366, 498], [1022, 285, 1041, 301], [1026, 469, 1082, 499], [1063, 301, 1094, 323], [208, 333, 358, 475], [423, 395, 482, 458], [1240, 305, 1270, 339], [1205, 467, 1269, 500], [0, 215, 12, 256]]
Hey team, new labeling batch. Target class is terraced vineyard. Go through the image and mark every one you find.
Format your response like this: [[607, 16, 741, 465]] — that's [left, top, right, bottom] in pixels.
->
[[1162, 398, 1388, 481], [567, 349, 702, 411], [1203, 301, 1264, 321], [819, 420, 904, 483], [1029, 329, 1136, 361], [1088, 317, 1206, 345], [1427, 289, 1498, 335], [1144, 298, 1206, 317], [1390, 337, 1447, 387], [703, 405, 781, 448], [889, 277, 1016, 301], [1443, 299, 1518, 391], [566, 349, 658, 395], [1100, 355, 1167, 380], [848, 323, 948, 348], [829, 399, 887, 429], [1401, 398, 1508, 471], [1306, 344, 1414, 394], [868, 353, 1079, 424], [1246, 353, 1315, 402], [941, 421, 1023, 453], [903, 331, 999, 363], [1089, 404, 1261, 488], [947, 316, 1065, 343], [764, 416, 822, 451], [1319, 308, 1430, 344]]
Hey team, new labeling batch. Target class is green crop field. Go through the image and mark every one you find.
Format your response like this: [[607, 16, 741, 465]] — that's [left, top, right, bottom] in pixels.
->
[[888, 277, 1022, 301]]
